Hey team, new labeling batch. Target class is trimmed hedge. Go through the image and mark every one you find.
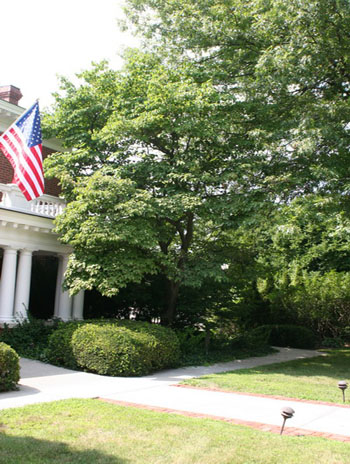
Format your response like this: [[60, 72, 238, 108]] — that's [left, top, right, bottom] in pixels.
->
[[47, 320, 180, 376], [115, 320, 180, 370], [0, 342, 20, 392], [72, 324, 154, 376], [46, 321, 85, 369], [251, 324, 317, 349]]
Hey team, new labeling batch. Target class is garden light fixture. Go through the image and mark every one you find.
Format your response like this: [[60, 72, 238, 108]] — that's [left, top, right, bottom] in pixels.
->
[[280, 406, 295, 435], [338, 380, 348, 403]]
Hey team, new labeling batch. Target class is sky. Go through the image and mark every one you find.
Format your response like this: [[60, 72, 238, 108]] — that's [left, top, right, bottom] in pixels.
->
[[1, 0, 139, 109]]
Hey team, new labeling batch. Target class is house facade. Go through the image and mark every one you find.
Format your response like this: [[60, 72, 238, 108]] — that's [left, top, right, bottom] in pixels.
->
[[0, 86, 84, 324]]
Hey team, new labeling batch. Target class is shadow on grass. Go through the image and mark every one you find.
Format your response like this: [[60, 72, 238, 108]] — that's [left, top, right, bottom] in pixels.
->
[[0, 433, 129, 464]]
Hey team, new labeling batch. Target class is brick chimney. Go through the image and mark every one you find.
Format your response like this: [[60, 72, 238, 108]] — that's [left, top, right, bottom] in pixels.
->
[[0, 85, 23, 105]]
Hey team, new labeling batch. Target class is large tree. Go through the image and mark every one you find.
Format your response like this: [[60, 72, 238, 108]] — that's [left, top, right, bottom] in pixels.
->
[[45, 0, 350, 325], [44, 52, 270, 325]]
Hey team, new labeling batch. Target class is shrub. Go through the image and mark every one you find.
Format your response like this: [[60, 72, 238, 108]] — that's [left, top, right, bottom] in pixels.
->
[[262, 270, 350, 339], [251, 324, 316, 349], [72, 324, 153, 376], [69, 320, 180, 376], [46, 321, 85, 369], [243, 327, 272, 349], [175, 327, 207, 355], [341, 326, 350, 342], [208, 319, 272, 352], [174, 324, 273, 367], [321, 337, 345, 348], [0, 316, 59, 360], [0, 342, 20, 391], [116, 320, 180, 370]]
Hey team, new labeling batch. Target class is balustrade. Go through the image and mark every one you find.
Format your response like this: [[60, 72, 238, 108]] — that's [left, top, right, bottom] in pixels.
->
[[0, 183, 65, 218]]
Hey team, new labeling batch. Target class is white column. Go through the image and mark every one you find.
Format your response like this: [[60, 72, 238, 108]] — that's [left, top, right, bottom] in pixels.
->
[[72, 290, 85, 320], [14, 249, 33, 320], [56, 254, 73, 321], [54, 255, 63, 318], [0, 248, 18, 323]]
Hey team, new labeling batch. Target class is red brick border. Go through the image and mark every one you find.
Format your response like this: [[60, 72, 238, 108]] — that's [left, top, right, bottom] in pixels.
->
[[97, 397, 350, 442], [175, 383, 350, 409]]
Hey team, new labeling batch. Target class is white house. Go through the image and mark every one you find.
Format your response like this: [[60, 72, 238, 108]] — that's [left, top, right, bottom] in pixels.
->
[[0, 86, 84, 324]]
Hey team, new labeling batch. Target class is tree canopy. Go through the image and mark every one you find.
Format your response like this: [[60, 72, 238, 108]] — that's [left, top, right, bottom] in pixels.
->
[[44, 0, 350, 329], [124, 0, 350, 197], [44, 50, 272, 325]]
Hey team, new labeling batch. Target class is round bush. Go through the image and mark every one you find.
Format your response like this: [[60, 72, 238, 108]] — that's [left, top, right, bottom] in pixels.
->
[[71, 324, 154, 376], [252, 324, 316, 349], [116, 320, 180, 370], [0, 342, 20, 392], [46, 321, 85, 369], [47, 319, 180, 375]]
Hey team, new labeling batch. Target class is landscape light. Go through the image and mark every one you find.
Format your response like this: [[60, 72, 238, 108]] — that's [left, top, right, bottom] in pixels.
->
[[280, 406, 295, 435], [338, 380, 348, 403]]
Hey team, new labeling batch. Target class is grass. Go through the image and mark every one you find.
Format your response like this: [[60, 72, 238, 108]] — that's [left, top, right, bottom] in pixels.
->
[[182, 349, 350, 404], [0, 398, 349, 463]]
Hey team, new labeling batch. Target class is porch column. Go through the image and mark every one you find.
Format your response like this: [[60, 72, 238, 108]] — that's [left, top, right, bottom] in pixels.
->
[[0, 247, 18, 323], [53, 255, 63, 318], [72, 291, 85, 320], [14, 249, 33, 320], [56, 254, 73, 321]]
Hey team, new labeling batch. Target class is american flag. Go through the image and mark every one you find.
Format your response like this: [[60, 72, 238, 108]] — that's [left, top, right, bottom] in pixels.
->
[[0, 101, 44, 201]]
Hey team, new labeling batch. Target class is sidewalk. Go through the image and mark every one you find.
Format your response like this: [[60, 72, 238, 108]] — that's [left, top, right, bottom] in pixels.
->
[[1, 347, 349, 440]]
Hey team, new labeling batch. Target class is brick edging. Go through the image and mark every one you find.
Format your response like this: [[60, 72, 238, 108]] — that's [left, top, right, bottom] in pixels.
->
[[97, 397, 350, 442], [174, 383, 350, 409]]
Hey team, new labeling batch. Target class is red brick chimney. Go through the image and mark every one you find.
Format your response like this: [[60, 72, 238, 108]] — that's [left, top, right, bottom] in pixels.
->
[[0, 85, 23, 105]]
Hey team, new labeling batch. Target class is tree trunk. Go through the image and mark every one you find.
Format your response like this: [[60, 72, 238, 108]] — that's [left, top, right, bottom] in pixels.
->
[[160, 212, 194, 326], [162, 279, 180, 326]]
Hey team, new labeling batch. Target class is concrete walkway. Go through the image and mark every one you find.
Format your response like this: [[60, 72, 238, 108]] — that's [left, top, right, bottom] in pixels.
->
[[1, 347, 349, 439]]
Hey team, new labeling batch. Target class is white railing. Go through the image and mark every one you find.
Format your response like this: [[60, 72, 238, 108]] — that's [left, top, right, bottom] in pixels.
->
[[0, 183, 66, 218]]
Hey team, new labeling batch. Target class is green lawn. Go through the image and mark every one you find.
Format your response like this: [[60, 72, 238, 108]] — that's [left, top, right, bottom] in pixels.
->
[[0, 399, 349, 463], [182, 349, 350, 404]]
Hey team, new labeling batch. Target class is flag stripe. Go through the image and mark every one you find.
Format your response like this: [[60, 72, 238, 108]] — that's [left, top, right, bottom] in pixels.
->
[[14, 128, 43, 177], [31, 145, 43, 172], [0, 137, 38, 199], [1, 130, 42, 197], [10, 129, 44, 190], [13, 175, 34, 201]]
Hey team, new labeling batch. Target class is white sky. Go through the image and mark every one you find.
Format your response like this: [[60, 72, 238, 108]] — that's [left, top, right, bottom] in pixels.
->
[[0, 0, 139, 109]]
